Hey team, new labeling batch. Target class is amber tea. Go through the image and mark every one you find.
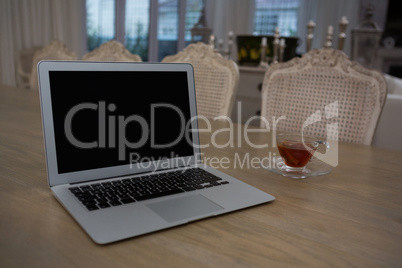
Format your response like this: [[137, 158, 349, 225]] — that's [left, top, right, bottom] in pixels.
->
[[277, 141, 316, 168], [276, 133, 324, 170]]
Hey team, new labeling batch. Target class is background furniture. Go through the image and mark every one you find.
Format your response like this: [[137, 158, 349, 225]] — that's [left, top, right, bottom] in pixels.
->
[[162, 42, 239, 118], [260, 48, 387, 145], [190, 4, 212, 44], [232, 65, 402, 152], [82, 40, 142, 62], [1, 84, 402, 267], [372, 74, 402, 151], [14, 46, 42, 89], [236, 35, 299, 66], [29, 40, 78, 90], [231, 16, 350, 127], [372, 94, 402, 151], [230, 66, 265, 125], [351, 4, 383, 70], [374, 47, 402, 75]]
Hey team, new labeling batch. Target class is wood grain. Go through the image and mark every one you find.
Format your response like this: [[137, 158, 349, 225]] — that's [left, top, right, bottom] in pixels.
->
[[0, 85, 401, 267]]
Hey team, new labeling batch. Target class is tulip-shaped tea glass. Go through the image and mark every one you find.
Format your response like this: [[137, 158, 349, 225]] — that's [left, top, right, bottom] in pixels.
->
[[267, 133, 331, 179]]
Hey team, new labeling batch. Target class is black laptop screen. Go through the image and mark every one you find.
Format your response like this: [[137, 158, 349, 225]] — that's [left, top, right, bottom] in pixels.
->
[[49, 71, 194, 174]]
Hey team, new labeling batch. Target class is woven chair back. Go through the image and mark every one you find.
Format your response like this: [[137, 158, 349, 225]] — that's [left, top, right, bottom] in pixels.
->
[[162, 42, 239, 118], [261, 48, 387, 145]]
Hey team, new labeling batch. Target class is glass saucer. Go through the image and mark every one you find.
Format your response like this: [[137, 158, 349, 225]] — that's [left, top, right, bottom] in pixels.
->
[[261, 156, 332, 179]]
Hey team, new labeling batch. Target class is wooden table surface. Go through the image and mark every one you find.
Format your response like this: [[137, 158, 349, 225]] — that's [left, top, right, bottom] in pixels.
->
[[1, 85, 402, 267]]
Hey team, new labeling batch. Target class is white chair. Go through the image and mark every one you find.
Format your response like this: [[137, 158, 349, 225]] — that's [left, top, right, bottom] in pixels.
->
[[261, 48, 387, 145], [14, 46, 42, 89], [162, 42, 239, 118], [372, 74, 402, 151], [29, 40, 77, 90], [82, 40, 142, 62]]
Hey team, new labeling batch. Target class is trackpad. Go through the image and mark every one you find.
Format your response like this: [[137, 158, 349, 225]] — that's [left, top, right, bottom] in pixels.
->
[[147, 194, 224, 223]]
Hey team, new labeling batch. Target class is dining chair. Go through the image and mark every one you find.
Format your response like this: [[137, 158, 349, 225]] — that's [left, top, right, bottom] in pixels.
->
[[161, 42, 239, 118], [29, 40, 77, 90], [260, 47, 387, 145], [82, 40, 142, 62], [15, 46, 42, 89]]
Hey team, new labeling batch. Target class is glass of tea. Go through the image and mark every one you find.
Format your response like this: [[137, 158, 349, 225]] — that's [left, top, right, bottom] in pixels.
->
[[276, 132, 330, 178]]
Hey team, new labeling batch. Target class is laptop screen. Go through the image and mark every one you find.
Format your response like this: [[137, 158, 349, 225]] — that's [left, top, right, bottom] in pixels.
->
[[48, 70, 194, 174]]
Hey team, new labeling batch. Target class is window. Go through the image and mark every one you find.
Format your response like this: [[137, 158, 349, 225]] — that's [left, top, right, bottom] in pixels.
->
[[157, 0, 179, 61], [86, 0, 203, 62], [124, 1, 150, 60], [87, 0, 115, 51], [253, 0, 300, 37]]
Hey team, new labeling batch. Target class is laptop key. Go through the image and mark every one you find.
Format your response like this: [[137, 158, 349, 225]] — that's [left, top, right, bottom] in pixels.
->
[[69, 187, 81, 194], [78, 195, 96, 202], [182, 186, 196, 191], [82, 200, 97, 206], [120, 197, 136, 204], [110, 200, 123, 206], [96, 198, 108, 204], [98, 202, 111, 208], [86, 204, 99, 211]]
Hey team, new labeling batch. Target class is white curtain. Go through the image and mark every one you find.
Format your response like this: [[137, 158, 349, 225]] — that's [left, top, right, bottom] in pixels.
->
[[0, 0, 86, 86], [297, 0, 360, 56]]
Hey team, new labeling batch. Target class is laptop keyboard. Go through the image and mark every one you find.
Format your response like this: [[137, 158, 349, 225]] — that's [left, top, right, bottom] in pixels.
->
[[68, 168, 229, 211]]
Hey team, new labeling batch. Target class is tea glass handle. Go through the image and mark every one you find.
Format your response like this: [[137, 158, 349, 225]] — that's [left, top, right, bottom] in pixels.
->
[[314, 140, 330, 150], [311, 140, 330, 161]]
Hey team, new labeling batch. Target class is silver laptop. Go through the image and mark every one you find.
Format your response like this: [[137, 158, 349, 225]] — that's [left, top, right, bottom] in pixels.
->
[[38, 60, 275, 244]]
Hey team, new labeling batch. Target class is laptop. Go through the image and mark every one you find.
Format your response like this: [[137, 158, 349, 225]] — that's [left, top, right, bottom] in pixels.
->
[[37, 60, 275, 244]]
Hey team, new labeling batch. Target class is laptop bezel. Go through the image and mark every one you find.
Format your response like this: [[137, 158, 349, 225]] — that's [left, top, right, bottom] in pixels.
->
[[38, 60, 201, 187]]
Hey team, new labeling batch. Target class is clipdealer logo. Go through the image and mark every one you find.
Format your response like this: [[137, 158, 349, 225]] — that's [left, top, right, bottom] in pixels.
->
[[63, 100, 339, 169], [301, 100, 339, 167], [64, 101, 189, 161]]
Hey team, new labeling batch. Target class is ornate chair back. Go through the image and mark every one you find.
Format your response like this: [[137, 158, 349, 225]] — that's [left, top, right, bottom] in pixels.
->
[[162, 42, 239, 118], [30, 40, 77, 90], [261, 48, 387, 145], [15, 46, 42, 89], [82, 40, 142, 62]]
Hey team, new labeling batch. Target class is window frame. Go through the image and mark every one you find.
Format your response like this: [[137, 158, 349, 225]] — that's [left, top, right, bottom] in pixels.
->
[[107, 0, 189, 62]]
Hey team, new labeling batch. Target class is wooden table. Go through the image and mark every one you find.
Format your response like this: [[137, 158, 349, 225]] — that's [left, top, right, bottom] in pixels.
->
[[1, 85, 402, 267]]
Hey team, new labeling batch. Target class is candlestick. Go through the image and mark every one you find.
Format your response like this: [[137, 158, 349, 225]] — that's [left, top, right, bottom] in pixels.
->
[[273, 27, 280, 64], [338, 16, 349, 51], [325, 25, 333, 48], [279, 38, 286, 62], [209, 35, 215, 49], [328, 25, 333, 35], [217, 39, 224, 54], [226, 31, 234, 59], [306, 20, 316, 52], [261, 37, 267, 46], [259, 37, 269, 68]]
